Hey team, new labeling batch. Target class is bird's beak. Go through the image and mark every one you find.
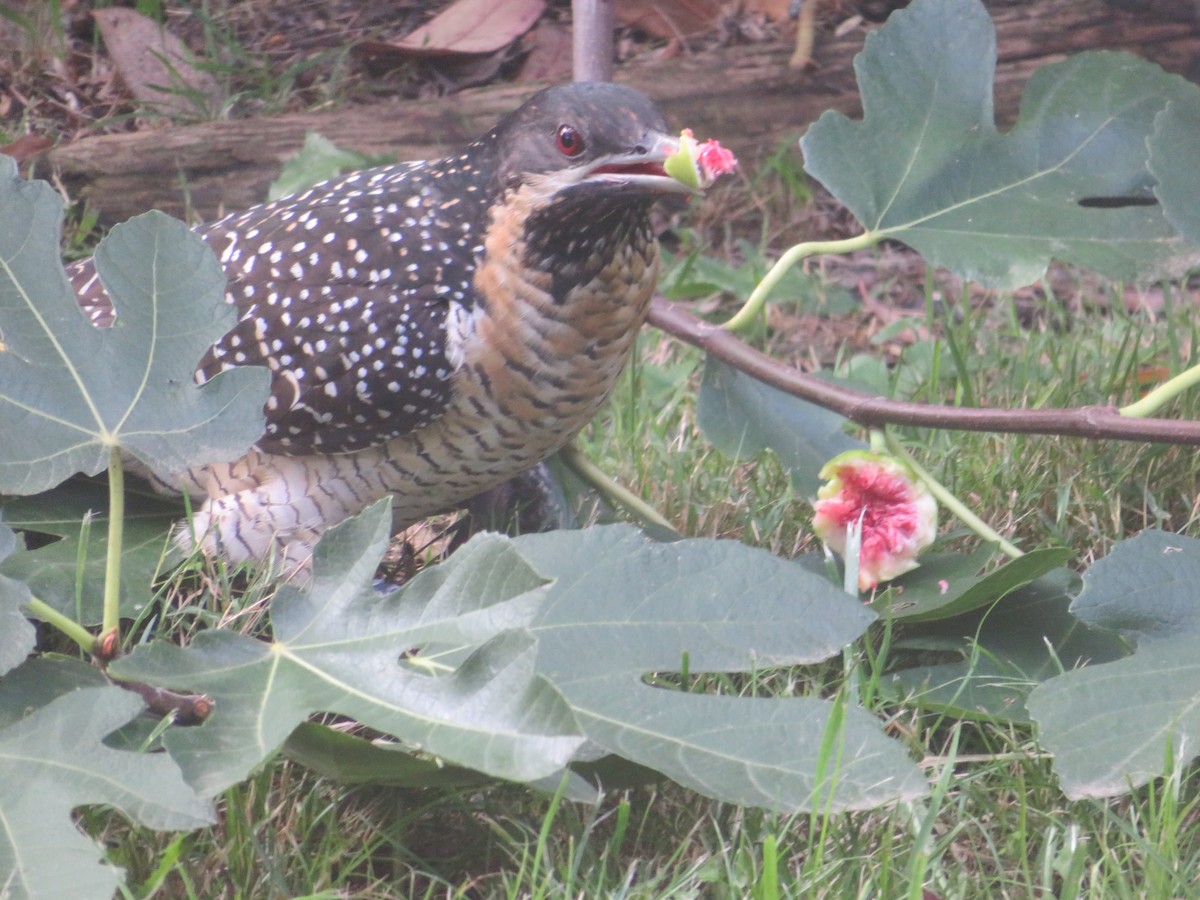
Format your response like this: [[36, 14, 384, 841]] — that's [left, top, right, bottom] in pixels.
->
[[583, 132, 699, 196]]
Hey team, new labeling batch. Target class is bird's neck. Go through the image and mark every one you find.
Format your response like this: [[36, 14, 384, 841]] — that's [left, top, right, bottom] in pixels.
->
[[442, 180, 659, 468], [474, 181, 659, 357]]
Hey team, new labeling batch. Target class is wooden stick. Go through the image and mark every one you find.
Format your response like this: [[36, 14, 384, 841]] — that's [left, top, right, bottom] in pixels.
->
[[647, 296, 1200, 446]]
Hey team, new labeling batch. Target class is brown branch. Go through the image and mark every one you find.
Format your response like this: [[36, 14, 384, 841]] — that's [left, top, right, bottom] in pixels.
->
[[647, 296, 1200, 446], [112, 677, 214, 726]]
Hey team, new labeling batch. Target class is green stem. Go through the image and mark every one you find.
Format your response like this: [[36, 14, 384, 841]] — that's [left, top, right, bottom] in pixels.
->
[[1119, 361, 1200, 419], [102, 448, 125, 640], [721, 232, 880, 333], [23, 596, 96, 654], [558, 444, 679, 535], [884, 431, 1024, 560]]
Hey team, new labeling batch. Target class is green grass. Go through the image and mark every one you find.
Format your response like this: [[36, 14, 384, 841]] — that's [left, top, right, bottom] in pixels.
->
[[92, 740, 1200, 897]]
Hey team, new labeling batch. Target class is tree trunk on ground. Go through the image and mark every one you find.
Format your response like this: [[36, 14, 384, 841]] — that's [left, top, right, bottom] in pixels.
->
[[38, 0, 1200, 224]]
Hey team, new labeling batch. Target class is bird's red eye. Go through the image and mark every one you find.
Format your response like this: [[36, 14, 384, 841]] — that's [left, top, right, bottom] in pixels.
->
[[556, 124, 585, 157]]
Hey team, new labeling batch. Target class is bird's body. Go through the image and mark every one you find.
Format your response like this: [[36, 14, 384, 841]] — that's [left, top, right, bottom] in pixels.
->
[[69, 83, 691, 576]]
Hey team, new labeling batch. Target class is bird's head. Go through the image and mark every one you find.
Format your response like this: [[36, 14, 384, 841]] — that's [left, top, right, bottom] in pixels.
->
[[471, 83, 718, 299], [482, 82, 694, 203]]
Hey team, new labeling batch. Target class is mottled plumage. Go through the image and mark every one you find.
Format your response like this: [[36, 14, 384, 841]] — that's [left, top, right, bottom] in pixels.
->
[[69, 82, 691, 577]]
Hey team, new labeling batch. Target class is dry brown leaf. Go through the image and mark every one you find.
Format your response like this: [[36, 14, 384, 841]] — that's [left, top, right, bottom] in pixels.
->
[[365, 0, 546, 58], [92, 8, 219, 119], [614, 0, 725, 39]]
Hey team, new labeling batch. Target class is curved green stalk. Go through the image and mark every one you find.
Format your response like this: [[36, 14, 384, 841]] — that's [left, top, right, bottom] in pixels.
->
[[102, 448, 125, 640], [1120, 361, 1200, 419], [24, 596, 96, 654], [558, 444, 679, 535], [883, 431, 1024, 560], [721, 232, 880, 333]]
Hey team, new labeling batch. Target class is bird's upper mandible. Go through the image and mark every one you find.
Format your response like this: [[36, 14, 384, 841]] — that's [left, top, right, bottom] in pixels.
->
[[69, 82, 704, 459]]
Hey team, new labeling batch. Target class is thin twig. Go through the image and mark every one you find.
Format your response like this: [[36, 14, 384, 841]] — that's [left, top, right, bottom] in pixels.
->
[[885, 432, 1025, 560], [647, 296, 1200, 446], [23, 596, 97, 654], [558, 443, 680, 534], [111, 677, 214, 726], [102, 448, 124, 642]]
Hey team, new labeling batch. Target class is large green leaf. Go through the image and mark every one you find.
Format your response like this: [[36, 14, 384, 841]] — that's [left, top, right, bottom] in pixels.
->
[[115, 503, 923, 812], [0, 478, 180, 623], [281, 722, 496, 789], [0, 683, 212, 900], [1027, 531, 1200, 797], [110, 499, 581, 796], [0, 524, 34, 677], [886, 568, 1128, 723], [1148, 93, 1200, 246], [0, 155, 268, 494], [696, 356, 865, 496], [878, 545, 1073, 623], [0, 656, 109, 729], [282, 722, 628, 802], [800, 0, 1200, 289], [516, 526, 926, 812], [1064, 530, 1200, 642], [0, 656, 161, 755]]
